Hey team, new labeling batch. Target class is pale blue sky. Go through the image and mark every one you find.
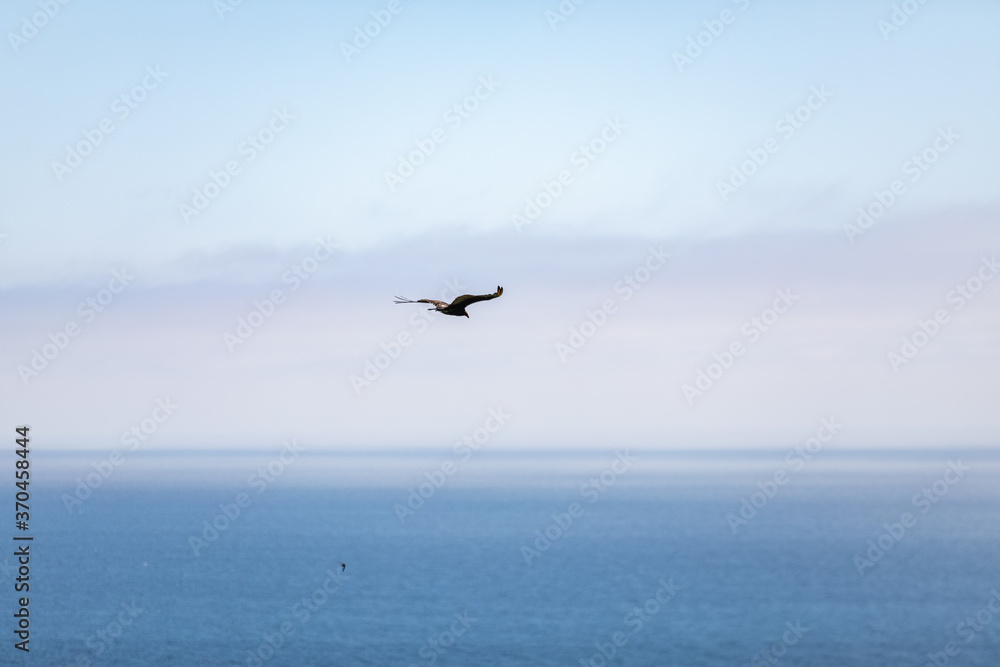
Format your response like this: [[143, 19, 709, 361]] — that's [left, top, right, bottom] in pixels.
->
[[2, 0, 998, 449]]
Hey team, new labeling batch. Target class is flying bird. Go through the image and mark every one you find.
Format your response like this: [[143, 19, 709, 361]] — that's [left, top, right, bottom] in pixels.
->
[[394, 286, 503, 318], [341, 563, 346, 572]]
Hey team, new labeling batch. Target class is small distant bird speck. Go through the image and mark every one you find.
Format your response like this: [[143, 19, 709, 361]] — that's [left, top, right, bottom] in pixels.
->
[[341, 563, 346, 572], [394, 286, 503, 318]]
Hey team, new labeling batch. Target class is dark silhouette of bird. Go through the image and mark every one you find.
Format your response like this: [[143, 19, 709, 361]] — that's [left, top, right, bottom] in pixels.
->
[[341, 563, 346, 572], [394, 286, 503, 318]]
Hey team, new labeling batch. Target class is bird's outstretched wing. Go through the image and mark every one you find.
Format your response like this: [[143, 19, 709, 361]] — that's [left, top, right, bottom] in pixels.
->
[[448, 286, 503, 310], [394, 296, 450, 308]]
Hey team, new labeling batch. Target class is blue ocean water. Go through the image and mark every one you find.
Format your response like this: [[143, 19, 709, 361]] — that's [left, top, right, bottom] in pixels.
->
[[5, 451, 1000, 666]]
